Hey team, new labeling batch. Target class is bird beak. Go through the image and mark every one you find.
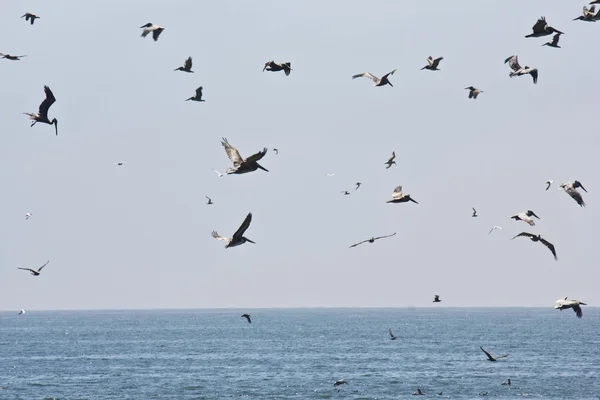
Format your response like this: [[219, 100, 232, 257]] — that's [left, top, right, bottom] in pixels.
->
[[580, 185, 588, 192], [409, 198, 419, 204], [388, 82, 393, 87], [257, 164, 269, 172], [246, 238, 256, 244], [532, 213, 540, 219], [54, 119, 58, 136]]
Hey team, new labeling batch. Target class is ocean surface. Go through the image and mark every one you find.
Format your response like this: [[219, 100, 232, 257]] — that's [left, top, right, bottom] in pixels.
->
[[0, 308, 599, 399]]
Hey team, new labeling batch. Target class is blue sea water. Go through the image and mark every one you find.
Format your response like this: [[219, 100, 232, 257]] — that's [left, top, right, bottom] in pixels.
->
[[0, 308, 599, 399]]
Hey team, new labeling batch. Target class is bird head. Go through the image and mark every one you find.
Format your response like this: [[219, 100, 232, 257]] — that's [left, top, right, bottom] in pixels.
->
[[52, 118, 58, 135]]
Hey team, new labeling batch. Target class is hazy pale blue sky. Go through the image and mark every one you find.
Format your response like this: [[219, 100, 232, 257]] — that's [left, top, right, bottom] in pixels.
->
[[1, 0, 598, 310]]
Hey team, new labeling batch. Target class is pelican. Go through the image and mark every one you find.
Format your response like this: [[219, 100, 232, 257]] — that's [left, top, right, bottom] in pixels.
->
[[555, 297, 586, 318], [212, 168, 223, 177], [573, 5, 597, 21], [480, 346, 508, 362], [174, 56, 193, 73], [220, 138, 268, 175], [241, 313, 251, 323], [433, 295, 441, 303], [386, 186, 419, 204], [206, 196, 213, 205], [25, 212, 32, 220], [488, 226, 503, 234], [350, 232, 396, 248], [511, 232, 558, 261], [412, 388, 425, 395], [186, 86, 205, 102], [465, 86, 483, 99], [511, 210, 540, 226], [502, 379, 511, 386], [18, 260, 50, 276], [421, 56, 443, 71], [504, 55, 538, 84], [355, 182, 362, 191], [542, 33, 562, 48], [525, 17, 563, 38], [24, 86, 58, 135], [0, 53, 27, 60], [341, 191, 351, 195], [334, 380, 347, 387], [385, 151, 396, 169], [140, 23, 164, 41], [472, 207, 478, 217], [545, 180, 553, 191], [559, 181, 587, 207], [212, 212, 255, 248], [114, 161, 125, 166], [263, 61, 292, 76], [352, 69, 396, 87], [273, 148, 279, 155], [21, 13, 40, 25], [18, 309, 26, 315], [389, 328, 398, 340]]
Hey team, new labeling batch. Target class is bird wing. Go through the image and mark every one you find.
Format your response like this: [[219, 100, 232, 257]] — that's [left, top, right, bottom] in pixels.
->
[[221, 138, 244, 166], [531, 17, 547, 34], [539, 238, 558, 260], [373, 232, 397, 241], [211, 231, 228, 241], [391, 186, 403, 200], [511, 232, 535, 240], [184, 56, 192, 70], [565, 187, 585, 206], [141, 29, 150, 38], [282, 62, 292, 75], [427, 56, 433, 66], [195, 86, 203, 98], [573, 304, 583, 318], [389, 329, 395, 338], [480, 346, 495, 360], [152, 28, 162, 41], [495, 354, 509, 359], [232, 213, 252, 240], [37, 260, 50, 272], [381, 69, 397, 80], [205, 196, 211, 201], [244, 148, 268, 163], [472, 207, 477, 214], [17, 267, 36, 273], [432, 57, 443, 68], [352, 72, 380, 84], [39, 86, 56, 118], [529, 68, 538, 84], [504, 55, 521, 72], [349, 239, 370, 248], [387, 151, 396, 163]]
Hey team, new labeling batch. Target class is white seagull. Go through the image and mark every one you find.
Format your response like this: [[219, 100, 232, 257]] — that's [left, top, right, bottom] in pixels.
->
[[25, 213, 33, 220], [488, 226, 503, 235], [212, 169, 224, 178]]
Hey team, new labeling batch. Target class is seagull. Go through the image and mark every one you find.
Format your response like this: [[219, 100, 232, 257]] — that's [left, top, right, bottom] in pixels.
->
[[263, 61, 292, 76], [25, 213, 33, 220], [212, 169, 223, 178], [504, 55, 538, 84], [140, 23, 164, 41], [389, 328, 398, 340], [334, 380, 347, 387], [480, 346, 509, 362], [511, 210, 540, 226], [385, 151, 396, 169], [273, 148, 279, 155], [212, 213, 255, 248], [220, 138, 268, 175], [525, 16, 563, 38], [241, 313, 251, 323], [24, 86, 59, 135], [433, 295, 441, 303], [545, 180, 553, 191], [559, 181, 587, 207], [511, 232, 558, 261], [488, 226, 503, 235], [555, 297, 587, 318], [0, 53, 27, 61], [350, 232, 396, 248], [465, 86, 483, 99], [341, 191, 351, 196], [412, 388, 425, 395], [18, 309, 26, 315], [206, 196, 213, 205], [18, 260, 50, 276], [352, 70, 396, 87], [174, 56, 193, 73], [472, 208, 478, 217], [421, 56, 443, 71], [21, 13, 40, 25], [573, 5, 597, 22], [355, 182, 362, 191], [186, 86, 205, 102], [326, 173, 336, 177], [542, 33, 562, 48], [113, 161, 125, 166], [386, 186, 419, 204], [502, 379, 511, 386]]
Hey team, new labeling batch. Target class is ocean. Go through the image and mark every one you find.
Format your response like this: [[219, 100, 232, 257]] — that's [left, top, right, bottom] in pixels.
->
[[0, 308, 598, 399]]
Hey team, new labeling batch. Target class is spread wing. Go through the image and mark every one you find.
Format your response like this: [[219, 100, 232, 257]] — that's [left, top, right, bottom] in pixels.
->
[[349, 239, 370, 248], [141, 29, 150, 38], [387, 151, 396, 163], [211, 231, 228, 241], [495, 354, 509, 359], [566, 187, 585, 206], [184, 56, 192, 70], [427, 56, 433, 66], [352, 72, 380, 84], [391, 186, 404, 200], [389, 329, 395, 338], [511, 232, 535, 240], [504, 55, 521, 72], [373, 232, 397, 241], [244, 148, 268, 163], [263, 61, 274, 71], [529, 68, 538, 84], [573, 304, 583, 318], [539, 238, 558, 260], [195, 86, 203, 98], [18, 268, 36, 273], [152, 28, 163, 41], [38, 260, 50, 272], [381, 69, 397, 80], [531, 17, 547, 34], [432, 57, 443, 68], [221, 138, 244, 166], [282, 62, 292, 76], [39, 86, 56, 118], [232, 213, 252, 240], [480, 346, 495, 361]]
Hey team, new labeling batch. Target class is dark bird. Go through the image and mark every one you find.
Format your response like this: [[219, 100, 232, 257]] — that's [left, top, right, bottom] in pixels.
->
[[186, 86, 205, 102], [511, 210, 540, 226], [545, 180, 553, 191], [174, 56, 193, 73], [263, 61, 292, 76], [220, 138, 268, 175], [212, 212, 255, 248], [206, 196, 213, 205], [559, 181, 587, 207], [433, 295, 441, 303], [472, 207, 478, 217], [352, 70, 396, 87], [140, 23, 164, 41], [0, 53, 27, 60], [386, 186, 419, 204], [17, 260, 49, 276], [241, 313, 251, 323], [355, 182, 362, 191], [525, 16, 563, 38], [573, 5, 597, 21], [333, 380, 347, 387], [389, 328, 398, 340], [349, 232, 396, 248], [341, 191, 351, 196], [480, 346, 509, 362], [421, 56, 443, 71], [542, 33, 562, 48], [24, 86, 58, 135], [273, 148, 279, 155], [555, 297, 587, 318], [385, 151, 396, 169], [502, 379, 511, 386], [505, 55, 538, 84], [21, 13, 40, 25], [412, 388, 425, 395], [465, 86, 483, 99], [511, 232, 558, 261]]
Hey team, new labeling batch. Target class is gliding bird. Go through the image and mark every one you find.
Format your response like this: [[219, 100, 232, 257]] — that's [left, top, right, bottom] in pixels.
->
[[24, 86, 58, 135], [554, 297, 587, 318], [174, 56, 193, 73], [220, 138, 268, 175], [18, 260, 50, 276], [140, 23, 164, 41], [386, 186, 419, 204], [211, 212, 255, 249], [352, 69, 396, 87], [559, 181, 587, 207], [349, 232, 396, 248], [525, 16, 563, 38], [480, 346, 508, 362], [504, 55, 538, 84], [0, 53, 27, 60], [421, 56, 443, 71], [511, 232, 558, 261]]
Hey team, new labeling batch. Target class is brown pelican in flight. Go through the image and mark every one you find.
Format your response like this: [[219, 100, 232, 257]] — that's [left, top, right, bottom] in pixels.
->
[[349, 232, 396, 248], [206, 196, 213, 205], [511, 232, 558, 261], [421, 56, 443, 71], [18, 260, 50, 276], [525, 17, 563, 38], [263, 61, 292, 76], [18, 309, 26, 315], [334, 380, 347, 387], [241, 313, 252, 323], [212, 212, 255, 248], [465, 86, 483, 99], [186, 86, 205, 102], [24, 86, 58, 135], [472, 208, 478, 217], [511, 210, 540, 226], [352, 69, 396, 87], [220, 138, 268, 175], [555, 297, 587, 318], [174, 56, 193, 73], [504, 55, 538, 84], [389, 328, 398, 340], [433, 295, 441, 303], [21, 13, 40, 25], [542, 33, 562, 48], [573, 5, 597, 21], [480, 346, 508, 362], [412, 388, 425, 395], [0, 53, 27, 60], [385, 151, 396, 169], [545, 180, 553, 191], [559, 181, 587, 207], [140, 23, 164, 41], [386, 186, 419, 204]]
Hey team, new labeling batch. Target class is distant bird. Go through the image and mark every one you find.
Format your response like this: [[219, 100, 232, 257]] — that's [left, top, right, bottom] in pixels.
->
[[24, 86, 58, 135], [504, 55, 538, 84], [206, 196, 213, 205], [273, 148, 279, 155], [326, 173, 336, 177], [386, 186, 419, 204], [18, 309, 26, 315], [389, 328, 398, 340], [212, 212, 255, 248], [241, 313, 251, 323], [263, 61, 292, 76], [334, 380, 347, 387], [465, 86, 483, 99], [511, 210, 540, 226], [341, 191, 351, 196], [21, 13, 40, 25], [220, 138, 268, 175], [573, 5, 597, 21], [488, 226, 503, 235], [412, 388, 425, 395], [18, 260, 50, 276], [525, 16, 563, 38], [212, 168, 224, 178], [25, 213, 32, 220], [174, 56, 193, 73], [472, 208, 478, 217], [114, 161, 125, 166], [355, 182, 362, 191], [542, 33, 562, 48], [385, 151, 397, 169], [186, 86, 205, 102], [545, 180, 553, 191], [0, 53, 27, 60], [352, 70, 396, 87], [480, 346, 509, 362], [438, 392, 443, 396], [140, 23, 164, 41], [421, 56, 443, 71], [433, 295, 441, 303], [559, 181, 587, 207], [350, 232, 396, 248], [502, 379, 511, 386], [511, 232, 558, 261], [555, 297, 587, 318], [479, 392, 488, 396]]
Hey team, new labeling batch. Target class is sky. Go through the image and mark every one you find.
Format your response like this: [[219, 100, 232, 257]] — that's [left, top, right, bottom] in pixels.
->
[[0, 0, 598, 310]]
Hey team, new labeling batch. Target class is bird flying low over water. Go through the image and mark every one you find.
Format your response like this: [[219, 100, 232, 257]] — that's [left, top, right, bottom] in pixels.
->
[[543, 33, 562, 48], [389, 328, 398, 340], [502, 379, 511, 386], [349, 232, 396, 248], [525, 17, 563, 38], [140, 23, 164, 41], [545, 180, 553, 191], [480, 346, 509, 362], [488, 226, 503, 235], [412, 388, 425, 395], [421, 56, 443, 71], [433, 295, 441, 303], [21, 13, 40, 25], [263, 61, 292, 76], [212, 212, 255, 249], [334, 380, 347, 387], [186, 86, 205, 102], [505, 55, 538, 84], [24, 86, 58, 135], [555, 297, 586, 318], [0, 53, 27, 60], [352, 69, 396, 87], [465, 86, 483, 99], [559, 181, 587, 207], [174, 56, 193, 73], [385, 151, 396, 169], [18, 260, 50, 276], [18, 309, 26, 315], [241, 313, 251, 323], [573, 5, 597, 21], [511, 232, 558, 261], [206, 196, 213, 205], [220, 138, 268, 175], [511, 210, 540, 226], [472, 208, 478, 217], [386, 186, 419, 204]]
